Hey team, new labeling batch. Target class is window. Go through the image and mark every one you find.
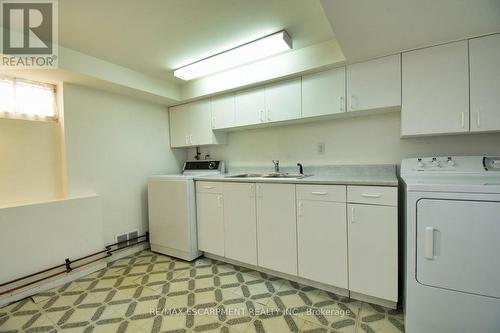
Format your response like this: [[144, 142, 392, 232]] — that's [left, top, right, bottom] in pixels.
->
[[0, 77, 57, 121]]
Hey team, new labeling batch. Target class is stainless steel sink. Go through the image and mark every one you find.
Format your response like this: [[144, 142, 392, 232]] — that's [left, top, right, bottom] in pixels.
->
[[225, 173, 311, 179]]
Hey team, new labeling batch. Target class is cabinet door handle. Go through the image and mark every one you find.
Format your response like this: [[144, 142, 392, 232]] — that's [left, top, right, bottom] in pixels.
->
[[476, 111, 480, 128], [349, 95, 356, 110], [460, 112, 465, 128], [260, 110, 264, 122], [351, 207, 355, 223], [311, 191, 328, 195], [361, 193, 381, 198], [249, 184, 254, 197], [203, 186, 215, 189], [339, 96, 344, 112], [297, 202, 303, 217], [267, 109, 272, 121], [425, 226, 435, 260], [212, 116, 216, 128], [217, 195, 223, 208]]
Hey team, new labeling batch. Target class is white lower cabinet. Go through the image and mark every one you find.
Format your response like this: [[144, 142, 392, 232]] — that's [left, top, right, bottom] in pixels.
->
[[297, 192, 348, 288], [195, 181, 398, 305], [223, 182, 257, 265], [256, 183, 297, 276], [347, 203, 398, 302], [196, 186, 224, 256]]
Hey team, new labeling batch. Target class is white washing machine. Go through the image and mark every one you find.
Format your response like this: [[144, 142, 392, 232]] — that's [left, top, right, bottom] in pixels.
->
[[148, 160, 224, 261], [401, 156, 500, 333]]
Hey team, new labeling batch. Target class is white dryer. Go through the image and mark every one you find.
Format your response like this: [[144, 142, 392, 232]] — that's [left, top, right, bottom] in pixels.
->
[[148, 160, 224, 261], [401, 156, 500, 333]]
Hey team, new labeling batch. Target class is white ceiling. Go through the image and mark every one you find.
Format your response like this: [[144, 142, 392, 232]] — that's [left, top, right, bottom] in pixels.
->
[[58, 0, 335, 82], [321, 0, 500, 62]]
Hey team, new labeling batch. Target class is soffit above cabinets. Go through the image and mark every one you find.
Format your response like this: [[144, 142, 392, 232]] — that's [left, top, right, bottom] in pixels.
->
[[320, 0, 500, 62]]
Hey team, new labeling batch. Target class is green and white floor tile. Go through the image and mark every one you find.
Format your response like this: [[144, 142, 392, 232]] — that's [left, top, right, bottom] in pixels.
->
[[0, 250, 404, 332]]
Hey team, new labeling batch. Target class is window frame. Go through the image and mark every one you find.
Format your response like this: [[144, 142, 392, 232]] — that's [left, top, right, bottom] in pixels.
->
[[0, 76, 58, 122]]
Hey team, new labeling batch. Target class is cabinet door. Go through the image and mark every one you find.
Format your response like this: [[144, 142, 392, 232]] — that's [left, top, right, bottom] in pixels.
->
[[470, 34, 500, 132], [189, 99, 214, 146], [211, 94, 235, 129], [256, 183, 297, 275], [265, 78, 301, 122], [348, 204, 398, 301], [196, 192, 224, 256], [402, 41, 469, 136], [297, 200, 348, 288], [234, 87, 266, 126], [169, 104, 191, 147], [223, 183, 257, 265], [346, 54, 401, 112], [302, 67, 346, 118]]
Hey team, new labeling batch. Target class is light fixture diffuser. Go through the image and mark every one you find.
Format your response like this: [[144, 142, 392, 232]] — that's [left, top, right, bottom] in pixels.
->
[[174, 30, 292, 81]]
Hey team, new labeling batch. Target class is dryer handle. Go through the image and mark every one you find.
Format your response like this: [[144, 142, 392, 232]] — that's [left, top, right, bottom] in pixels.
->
[[425, 226, 435, 260]]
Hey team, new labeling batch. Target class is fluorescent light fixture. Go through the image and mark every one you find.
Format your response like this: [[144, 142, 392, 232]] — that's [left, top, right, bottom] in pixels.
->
[[174, 30, 292, 80]]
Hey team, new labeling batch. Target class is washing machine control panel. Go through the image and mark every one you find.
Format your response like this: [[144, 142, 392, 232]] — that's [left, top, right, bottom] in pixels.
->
[[403, 156, 500, 174], [413, 156, 457, 171]]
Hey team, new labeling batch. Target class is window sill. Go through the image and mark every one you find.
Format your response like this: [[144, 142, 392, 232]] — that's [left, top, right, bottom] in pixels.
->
[[0, 112, 58, 123]]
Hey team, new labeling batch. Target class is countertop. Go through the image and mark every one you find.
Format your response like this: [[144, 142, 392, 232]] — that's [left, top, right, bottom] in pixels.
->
[[194, 164, 398, 186]]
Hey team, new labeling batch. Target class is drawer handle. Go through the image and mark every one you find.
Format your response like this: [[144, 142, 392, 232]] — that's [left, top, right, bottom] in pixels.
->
[[311, 191, 328, 195], [203, 186, 215, 189], [361, 193, 381, 198]]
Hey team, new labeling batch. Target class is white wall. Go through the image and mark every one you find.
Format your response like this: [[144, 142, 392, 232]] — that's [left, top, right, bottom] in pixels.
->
[[190, 112, 500, 167], [63, 83, 186, 244], [0, 118, 63, 206]]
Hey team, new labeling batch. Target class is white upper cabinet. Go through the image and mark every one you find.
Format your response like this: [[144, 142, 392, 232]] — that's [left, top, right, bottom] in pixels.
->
[[189, 100, 215, 146], [302, 67, 346, 118], [169, 100, 227, 148], [401, 41, 469, 136], [169, 103, 191, 147], [469, 34, 500, 133], [346, 54, 401, 112], [211, 94, 235, 130], [234, 79, 301, 127], [234, 87, 266, 126], [264, 78, 301, 122]]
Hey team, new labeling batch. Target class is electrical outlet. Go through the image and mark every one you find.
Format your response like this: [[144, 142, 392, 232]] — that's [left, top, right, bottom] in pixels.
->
[[317, 143, 325, 155], [116, 233, 128, 249]]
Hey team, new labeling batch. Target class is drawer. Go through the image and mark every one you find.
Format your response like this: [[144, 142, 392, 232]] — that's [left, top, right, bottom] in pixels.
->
[[347, 186, 397, 206], [196, 181, 223, 194], [296, 185, 346, 202]]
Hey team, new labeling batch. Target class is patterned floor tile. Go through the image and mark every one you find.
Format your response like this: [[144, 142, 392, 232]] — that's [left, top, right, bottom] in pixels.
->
[[243, 310, 306, 333], [31, 281, 85, 304], [357, 303, 404, 333], [0, 298, 57, 332], [229, 272, 284, 306], [1, 250, 405, 333]]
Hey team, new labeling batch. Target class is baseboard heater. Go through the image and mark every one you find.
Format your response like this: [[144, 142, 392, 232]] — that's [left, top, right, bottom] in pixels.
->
[[0, 232, 149, 296]]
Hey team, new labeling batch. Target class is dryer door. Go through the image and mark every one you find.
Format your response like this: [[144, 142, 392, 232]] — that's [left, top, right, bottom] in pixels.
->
[[416, 198, 500, 298]]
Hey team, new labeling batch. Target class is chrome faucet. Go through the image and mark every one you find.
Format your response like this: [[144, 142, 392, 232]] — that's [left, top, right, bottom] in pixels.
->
[[297, 163, 304, 175], [272, 160, 280, 173]]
